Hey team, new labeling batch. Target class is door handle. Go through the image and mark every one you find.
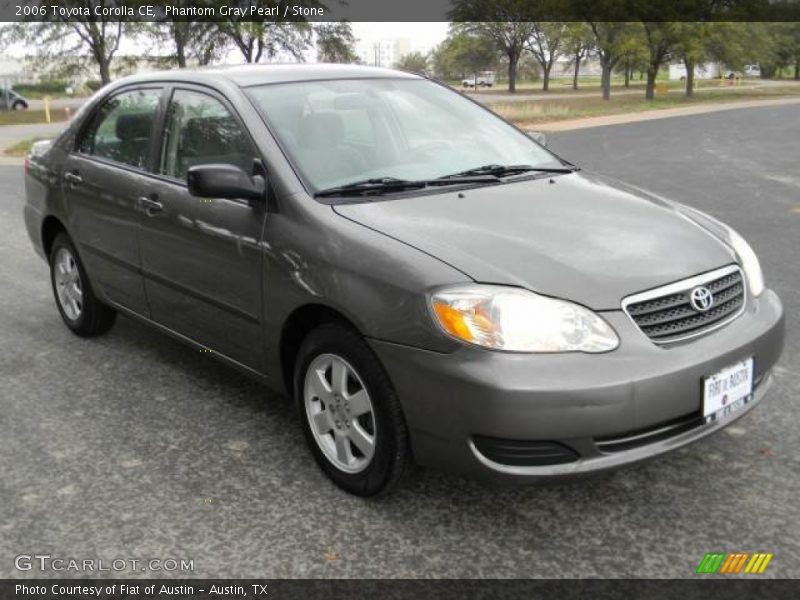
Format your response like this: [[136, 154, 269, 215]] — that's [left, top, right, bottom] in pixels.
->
[[64, 171, 83, 186], [138, 195, 163, 216]]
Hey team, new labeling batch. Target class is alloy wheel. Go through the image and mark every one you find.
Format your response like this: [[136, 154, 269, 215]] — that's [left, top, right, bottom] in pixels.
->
[[304, 353, 376, 473], [54, 247, 83, 320]]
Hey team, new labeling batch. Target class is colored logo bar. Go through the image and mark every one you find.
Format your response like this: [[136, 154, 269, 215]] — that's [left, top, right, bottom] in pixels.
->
[[696, 552, 773, 574]]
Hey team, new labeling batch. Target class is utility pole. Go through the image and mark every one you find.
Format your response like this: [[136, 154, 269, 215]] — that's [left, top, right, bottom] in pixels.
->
[[2, 77, 9, 111], [373, 43, 381, 67]]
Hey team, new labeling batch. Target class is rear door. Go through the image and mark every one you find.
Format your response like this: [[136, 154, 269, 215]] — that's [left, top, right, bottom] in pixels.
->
[[137, 86, 267, 369], [64, 86, 164, 315]]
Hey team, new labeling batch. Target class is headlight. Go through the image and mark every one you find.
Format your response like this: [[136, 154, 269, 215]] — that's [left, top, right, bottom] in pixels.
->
[[726, 227, 765, 297], [430, 285, 619, 353]]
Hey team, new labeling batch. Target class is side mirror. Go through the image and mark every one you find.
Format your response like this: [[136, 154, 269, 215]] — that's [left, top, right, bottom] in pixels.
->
[[187, 164, 265, 201], [527, 131, 547, 146]]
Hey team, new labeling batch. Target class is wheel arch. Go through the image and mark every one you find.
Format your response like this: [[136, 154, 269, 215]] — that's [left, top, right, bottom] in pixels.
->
[[279, 303, 363, 397], [41, 215, 68, 259]]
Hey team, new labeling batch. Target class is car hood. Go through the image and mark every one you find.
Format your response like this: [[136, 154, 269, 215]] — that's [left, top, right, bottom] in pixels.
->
[[332, 172, 735, 310]]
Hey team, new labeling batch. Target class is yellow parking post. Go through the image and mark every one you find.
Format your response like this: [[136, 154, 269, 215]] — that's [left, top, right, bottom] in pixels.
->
[[44, 96, 51, 123]]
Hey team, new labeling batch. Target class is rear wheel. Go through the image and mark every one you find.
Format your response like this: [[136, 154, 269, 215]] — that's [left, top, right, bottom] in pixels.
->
[[12, 101, 26, 111], [294, 323, 411, 496], [49, 233, 116, 337]]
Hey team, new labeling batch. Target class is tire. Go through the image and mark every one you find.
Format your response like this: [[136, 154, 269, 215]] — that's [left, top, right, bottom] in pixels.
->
[[49, 232, 116, 337], [294, 322, 411, 496], [12, 101, 26, 111]]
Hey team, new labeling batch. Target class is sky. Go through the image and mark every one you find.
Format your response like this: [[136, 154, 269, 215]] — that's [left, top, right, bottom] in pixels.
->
[[3, 22, 452, 61], [351, 22, 449, 53]]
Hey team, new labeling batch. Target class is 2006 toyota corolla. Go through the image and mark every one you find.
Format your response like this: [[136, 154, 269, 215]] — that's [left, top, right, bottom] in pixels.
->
[[24, 64, 784, 496]]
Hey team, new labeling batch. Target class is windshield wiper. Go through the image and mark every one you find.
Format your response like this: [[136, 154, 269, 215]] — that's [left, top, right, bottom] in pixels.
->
[[315, 175, 499, 198], [440, 164, 578, 179]]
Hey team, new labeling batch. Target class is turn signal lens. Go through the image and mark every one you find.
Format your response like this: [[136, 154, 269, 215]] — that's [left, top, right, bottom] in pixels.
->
[[433, 302, 475, 341]]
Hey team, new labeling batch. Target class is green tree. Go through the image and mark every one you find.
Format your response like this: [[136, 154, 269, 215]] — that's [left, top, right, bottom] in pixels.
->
[[563, 22, 594, 90], [761, 23, 800, 79], [450, 0, 538, 92], [432, 32, 497, 80], [588, 22, 638, 100], [614, 28, 648, 88], [315, 22, 358, 63], [0, 1, 129, 86], [146, 12, 227, 69], [640, 22, 681, 99], [526, 22, 568, 91], [671, 22, 708, 96], [217, 21, 313, 63], [213, 0, 323, 63], [395, 51, 430, 73]]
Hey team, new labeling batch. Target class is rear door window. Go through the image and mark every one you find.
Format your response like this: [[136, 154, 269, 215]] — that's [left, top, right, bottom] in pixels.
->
[[76, 88, 162, 170]]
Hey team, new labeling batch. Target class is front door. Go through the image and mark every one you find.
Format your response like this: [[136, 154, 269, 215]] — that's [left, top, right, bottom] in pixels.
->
[[137, 87, 266, 369], [64, 87, 164, 315]]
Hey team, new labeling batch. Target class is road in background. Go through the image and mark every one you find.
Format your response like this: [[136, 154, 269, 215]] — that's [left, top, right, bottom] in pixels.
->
[[0, 104, 797, 578], [26, 97, 89, 112], [468, 78, 800, 104]]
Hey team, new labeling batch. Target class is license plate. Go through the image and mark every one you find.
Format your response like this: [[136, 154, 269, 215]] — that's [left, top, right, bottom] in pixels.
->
[[703, 357, 754, 422]]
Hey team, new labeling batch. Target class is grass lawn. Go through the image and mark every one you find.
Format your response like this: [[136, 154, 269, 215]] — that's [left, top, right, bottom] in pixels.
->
[[0, 109, 69, 126], [448, 74, 720, 93], [3, 137, 47, 157], [490, 86, 800, 128], [474, 79, 738, 95]]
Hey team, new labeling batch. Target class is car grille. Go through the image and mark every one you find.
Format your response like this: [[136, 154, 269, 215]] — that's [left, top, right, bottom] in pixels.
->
[[623, 265, 745, 343]]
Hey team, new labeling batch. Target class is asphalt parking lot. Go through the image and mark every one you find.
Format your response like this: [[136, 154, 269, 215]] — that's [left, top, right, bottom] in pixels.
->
[[1, 104, 798, 579]]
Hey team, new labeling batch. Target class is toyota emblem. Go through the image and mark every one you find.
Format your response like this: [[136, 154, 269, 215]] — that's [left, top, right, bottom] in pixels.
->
[[689, 286, 714, 312]]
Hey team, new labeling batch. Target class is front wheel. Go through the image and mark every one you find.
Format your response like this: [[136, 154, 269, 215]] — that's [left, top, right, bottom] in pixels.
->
[[49, 232, 116, 337], [294, 323, 411, 496], [12, 101, 26, 111]]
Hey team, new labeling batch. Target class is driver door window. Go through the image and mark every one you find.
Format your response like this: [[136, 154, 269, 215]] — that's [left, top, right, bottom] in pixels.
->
[[159, 89, 255, 181]]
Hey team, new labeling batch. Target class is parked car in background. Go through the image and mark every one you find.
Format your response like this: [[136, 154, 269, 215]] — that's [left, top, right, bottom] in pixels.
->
[[743, 64, 762, 78], [23, 64, 784, 496], [461, 71, 496, 88], [0, 87, 29, 111]]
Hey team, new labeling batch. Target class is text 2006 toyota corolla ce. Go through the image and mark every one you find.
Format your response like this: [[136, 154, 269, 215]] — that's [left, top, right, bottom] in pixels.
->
[[24, 65, 784, 495]]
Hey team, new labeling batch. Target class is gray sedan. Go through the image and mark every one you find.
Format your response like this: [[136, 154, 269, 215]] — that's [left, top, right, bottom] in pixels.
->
[[23, 64, 784, 495]]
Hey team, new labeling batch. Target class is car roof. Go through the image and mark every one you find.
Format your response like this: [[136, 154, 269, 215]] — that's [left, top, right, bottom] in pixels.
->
[[115, 63, 423, 88]]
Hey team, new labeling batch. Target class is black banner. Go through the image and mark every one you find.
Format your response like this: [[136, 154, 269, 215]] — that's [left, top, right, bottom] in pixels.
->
[[1, 0, 800, 23], [3, 579, 800, 600]]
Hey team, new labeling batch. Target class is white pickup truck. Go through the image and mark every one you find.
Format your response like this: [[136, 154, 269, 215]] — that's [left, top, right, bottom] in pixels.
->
[[461, 72, 495, 88]]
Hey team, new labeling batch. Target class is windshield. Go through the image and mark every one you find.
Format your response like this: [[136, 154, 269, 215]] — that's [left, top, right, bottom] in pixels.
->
[[246, 78, 563, 194]]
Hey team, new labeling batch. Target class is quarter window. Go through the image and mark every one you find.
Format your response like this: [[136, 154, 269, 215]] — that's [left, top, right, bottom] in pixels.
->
[[159, 89, 255, 181], [77, 89, 161, 170]]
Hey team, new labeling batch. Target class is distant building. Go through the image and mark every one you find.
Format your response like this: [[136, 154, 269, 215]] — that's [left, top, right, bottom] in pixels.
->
[[550, 57, 603, 79], [0, 58, 34, 84], [356, 38, 412, 68], [669, 62, 724, 80]]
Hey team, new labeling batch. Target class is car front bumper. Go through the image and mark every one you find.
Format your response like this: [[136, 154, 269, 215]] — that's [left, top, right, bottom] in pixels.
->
[[369, 289, 785, 483]]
